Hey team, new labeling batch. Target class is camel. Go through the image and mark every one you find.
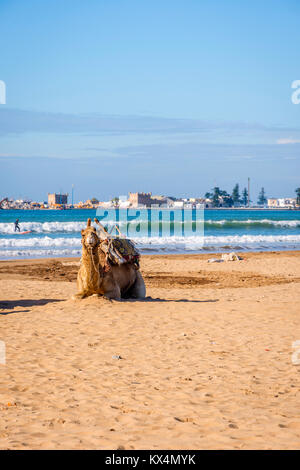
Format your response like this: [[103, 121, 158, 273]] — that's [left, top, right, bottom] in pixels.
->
[[73, 219, 146, 300]]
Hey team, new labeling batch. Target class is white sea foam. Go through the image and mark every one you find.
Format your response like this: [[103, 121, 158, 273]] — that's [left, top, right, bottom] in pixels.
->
[[205, 219, 300, 227], [0, 221, 86, 234], [0, 237, 81, 248], [0, 234, 300, 259], [0, 249, 82, 259], [0, 218, 299, 234], [134, 235, 300, 251]]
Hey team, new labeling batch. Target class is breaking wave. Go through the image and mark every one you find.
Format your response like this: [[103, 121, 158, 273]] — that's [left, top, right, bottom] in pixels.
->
[[0, 221, 86, 234], [0, 218, 299, 234], [0, 234, 300, 259], [205, 219, 300, 228]]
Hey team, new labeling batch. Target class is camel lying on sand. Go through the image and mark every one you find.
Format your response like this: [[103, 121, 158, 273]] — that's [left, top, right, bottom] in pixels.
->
[[73, 219, 146, 300]]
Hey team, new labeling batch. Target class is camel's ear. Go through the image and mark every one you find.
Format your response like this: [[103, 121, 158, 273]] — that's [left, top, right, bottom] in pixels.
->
[[81, 229, 85, 235], [87, 218, 91, 227]]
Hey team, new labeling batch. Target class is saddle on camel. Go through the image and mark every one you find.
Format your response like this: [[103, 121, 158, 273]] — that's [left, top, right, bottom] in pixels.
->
[[94, 218, 140, 270]]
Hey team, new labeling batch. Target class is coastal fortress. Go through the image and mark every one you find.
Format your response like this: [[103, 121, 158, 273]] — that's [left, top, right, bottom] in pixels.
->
[[47, 193, 68, 207]]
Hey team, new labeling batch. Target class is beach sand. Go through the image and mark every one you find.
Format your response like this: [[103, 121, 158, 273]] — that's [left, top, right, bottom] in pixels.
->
[[0, 251, 300, 449]]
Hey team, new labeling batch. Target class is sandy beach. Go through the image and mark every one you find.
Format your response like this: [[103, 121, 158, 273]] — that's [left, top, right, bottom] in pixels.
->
[[0, 251, 300, 450]]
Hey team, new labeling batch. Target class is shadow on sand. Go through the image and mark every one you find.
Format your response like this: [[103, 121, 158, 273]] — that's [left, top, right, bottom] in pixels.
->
[[0, 297, 219, 314], [123, 296, 219, 303], [0, 298, 63, 315]]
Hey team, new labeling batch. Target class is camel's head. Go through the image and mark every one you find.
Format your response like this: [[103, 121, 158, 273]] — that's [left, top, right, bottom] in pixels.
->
[[81, 219, 100, 250]]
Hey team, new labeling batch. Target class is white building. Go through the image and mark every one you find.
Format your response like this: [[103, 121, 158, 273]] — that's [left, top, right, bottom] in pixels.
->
[[173, 201, 184, 208], [268, 198, 297, 208]]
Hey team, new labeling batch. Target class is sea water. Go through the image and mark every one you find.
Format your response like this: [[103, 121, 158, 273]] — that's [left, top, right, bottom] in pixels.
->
[[0, 208, 299, 260]]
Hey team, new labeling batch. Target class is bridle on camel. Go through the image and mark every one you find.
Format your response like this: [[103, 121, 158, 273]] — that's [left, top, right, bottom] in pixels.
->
[[84, 218, 101, 277]]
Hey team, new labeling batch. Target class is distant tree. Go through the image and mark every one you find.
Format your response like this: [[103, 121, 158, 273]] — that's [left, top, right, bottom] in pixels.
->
[[204, 192, 212, 199], [111, 197, 119, 206], [242, 187, 248, 206], [223, 194, 234, 207], [257, 187, 267, 205], [90, 197, 99, 204], [232, 184, 241, 205], [208, 187, 234, 207], [295, 187, 300, 206], [222, 189, 234, 207], [212, 187, 221, 207], [219, 189, 229, 197]]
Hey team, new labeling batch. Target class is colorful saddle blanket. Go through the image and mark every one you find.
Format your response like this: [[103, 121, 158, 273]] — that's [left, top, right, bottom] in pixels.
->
[[100, 237, 140, 267]]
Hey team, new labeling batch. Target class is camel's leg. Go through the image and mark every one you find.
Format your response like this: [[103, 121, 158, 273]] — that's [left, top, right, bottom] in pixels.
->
[[102, 282, 122, 300], [127, 271, 146, 299], [72, 272, 91, 299], [72, 289, 91, 300], [103, 290, 121, 301]]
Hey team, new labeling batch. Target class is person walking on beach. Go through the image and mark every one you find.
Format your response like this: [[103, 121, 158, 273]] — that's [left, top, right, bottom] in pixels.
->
[[14, 219, 20, 232]]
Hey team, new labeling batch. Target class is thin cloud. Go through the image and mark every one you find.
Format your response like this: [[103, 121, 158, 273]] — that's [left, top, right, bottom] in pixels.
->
[[0, 108, 216, 136], [1, 108, 300, 140], [277, 138, 300, 145]]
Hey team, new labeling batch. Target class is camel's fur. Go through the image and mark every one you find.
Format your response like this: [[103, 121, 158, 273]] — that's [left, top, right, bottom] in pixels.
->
[[73, 219, 146, 300]]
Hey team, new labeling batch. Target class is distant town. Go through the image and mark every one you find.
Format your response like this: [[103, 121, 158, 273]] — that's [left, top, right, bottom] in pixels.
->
[[1, 184, 300, 211]]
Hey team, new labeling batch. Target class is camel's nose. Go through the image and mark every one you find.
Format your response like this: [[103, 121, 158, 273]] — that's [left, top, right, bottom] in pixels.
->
[[86, 235, 95, 245]]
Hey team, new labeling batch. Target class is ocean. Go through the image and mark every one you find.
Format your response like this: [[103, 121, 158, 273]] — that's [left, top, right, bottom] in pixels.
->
[[0, 208, 300, 260]]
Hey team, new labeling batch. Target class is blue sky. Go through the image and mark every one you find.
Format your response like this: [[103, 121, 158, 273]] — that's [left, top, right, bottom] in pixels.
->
[[0, 0, 299, 201]]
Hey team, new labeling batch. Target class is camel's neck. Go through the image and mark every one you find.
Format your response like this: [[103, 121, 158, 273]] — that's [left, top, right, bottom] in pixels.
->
[[81, 245, 100, 273]]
